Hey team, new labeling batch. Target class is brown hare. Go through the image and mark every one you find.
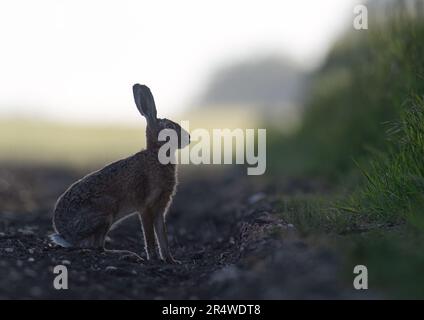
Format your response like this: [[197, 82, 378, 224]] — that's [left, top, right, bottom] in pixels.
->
[[51, 84, 190, 263]]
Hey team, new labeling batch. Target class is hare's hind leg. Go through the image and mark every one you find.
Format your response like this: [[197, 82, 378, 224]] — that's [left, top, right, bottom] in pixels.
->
[[74, 227, 108, 248], [77, 236, 102, 248], [72, 210, 112, 249]]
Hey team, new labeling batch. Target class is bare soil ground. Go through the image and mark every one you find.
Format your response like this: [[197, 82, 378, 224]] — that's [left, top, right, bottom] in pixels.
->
[[0, 166, 369, 299]]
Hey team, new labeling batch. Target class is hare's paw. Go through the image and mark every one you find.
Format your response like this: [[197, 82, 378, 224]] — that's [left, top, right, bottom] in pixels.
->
[[119, 252, 144, 263], [164, 256, 182, 265], [105, 249, 144, 263]]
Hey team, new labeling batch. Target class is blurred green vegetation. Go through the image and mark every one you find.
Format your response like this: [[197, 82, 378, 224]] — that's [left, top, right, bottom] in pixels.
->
[[269, 9, 424, 179], [346, 228, 424, 299], [270, 5, 424, 298]]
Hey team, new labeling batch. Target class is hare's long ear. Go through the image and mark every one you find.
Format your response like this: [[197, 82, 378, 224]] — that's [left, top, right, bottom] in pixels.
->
[[132, 84, 157, 125]]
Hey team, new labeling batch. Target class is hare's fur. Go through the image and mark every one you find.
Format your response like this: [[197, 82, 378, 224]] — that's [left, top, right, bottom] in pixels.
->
[[51, 84, 189, 263]]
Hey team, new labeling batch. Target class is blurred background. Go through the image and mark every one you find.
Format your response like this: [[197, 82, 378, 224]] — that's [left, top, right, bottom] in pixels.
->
[[1, 0, 422, 173], [0, 0, 355, 166]]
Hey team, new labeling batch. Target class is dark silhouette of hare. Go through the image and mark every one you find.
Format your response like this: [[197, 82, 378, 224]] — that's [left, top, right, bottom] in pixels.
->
[[51, 84, 190, 263]]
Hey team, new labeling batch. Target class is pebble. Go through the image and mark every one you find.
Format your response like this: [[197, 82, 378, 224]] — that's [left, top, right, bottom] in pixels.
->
[[105, 266, 137, 277], [105, 266, 118, 272], [61, 260, 71, 265], [248, 192, 266, 204], [18, 228, 35, 236], [28, 257, 35, 262], [4, 248, 14, 253]]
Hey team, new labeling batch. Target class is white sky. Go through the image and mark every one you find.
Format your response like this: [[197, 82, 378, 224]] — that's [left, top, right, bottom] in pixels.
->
[[0, 0, 356, 124]]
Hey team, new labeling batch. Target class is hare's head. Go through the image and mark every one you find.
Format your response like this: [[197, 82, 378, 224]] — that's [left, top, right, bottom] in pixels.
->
[[133, 84, 190, 150]]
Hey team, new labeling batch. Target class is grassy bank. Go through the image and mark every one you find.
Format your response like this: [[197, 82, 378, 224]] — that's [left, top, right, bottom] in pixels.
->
[[268, 4, 424, 298]]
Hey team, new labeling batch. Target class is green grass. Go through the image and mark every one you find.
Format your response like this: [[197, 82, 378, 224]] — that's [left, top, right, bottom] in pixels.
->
[[342, 96, 424, 299], [276, 195, 350, 235], [270, 7, 424, 298], [350, 97, 424, 227], [276, 194, 424, 299]]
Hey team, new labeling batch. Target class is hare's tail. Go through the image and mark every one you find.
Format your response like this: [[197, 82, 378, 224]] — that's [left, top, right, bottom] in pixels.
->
[[49, 233, 73, 248]]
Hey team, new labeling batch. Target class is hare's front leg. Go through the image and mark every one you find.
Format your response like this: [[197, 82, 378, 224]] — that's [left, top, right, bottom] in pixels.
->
[[154, 211, 179, 264], [139, 210, 158, 261]]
